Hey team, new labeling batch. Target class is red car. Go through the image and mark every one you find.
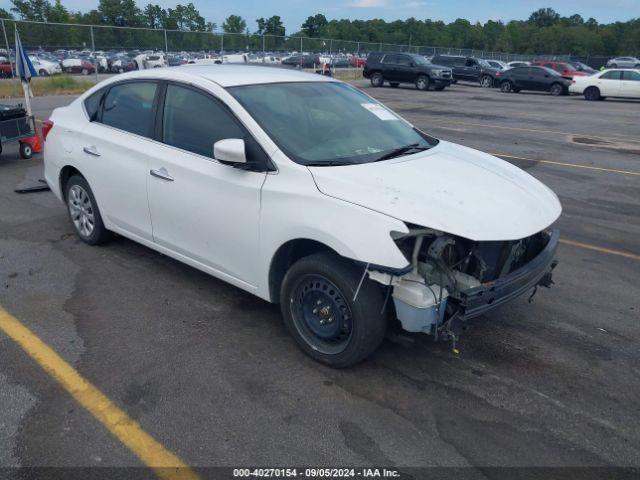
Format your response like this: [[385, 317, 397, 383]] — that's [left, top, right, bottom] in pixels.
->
[[351, 56, 366, 68], [531, 60, 589, 78], [0, 61, 13, 78], [61, 58, 96, 75]]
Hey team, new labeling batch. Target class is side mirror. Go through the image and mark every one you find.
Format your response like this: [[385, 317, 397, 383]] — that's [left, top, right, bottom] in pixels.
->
[[214, 138, 246, 164]]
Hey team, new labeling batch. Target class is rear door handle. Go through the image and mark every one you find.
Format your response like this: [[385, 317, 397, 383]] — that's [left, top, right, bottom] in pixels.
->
[[150, 167, 174, 182], [83, 145, 100, 157]]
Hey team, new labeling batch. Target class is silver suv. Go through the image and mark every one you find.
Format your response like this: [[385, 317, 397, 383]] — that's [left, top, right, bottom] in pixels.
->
[[606, 57, 640, 68]]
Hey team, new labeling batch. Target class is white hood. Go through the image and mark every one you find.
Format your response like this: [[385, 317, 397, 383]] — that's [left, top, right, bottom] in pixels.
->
[[308, 141, 561, 241]]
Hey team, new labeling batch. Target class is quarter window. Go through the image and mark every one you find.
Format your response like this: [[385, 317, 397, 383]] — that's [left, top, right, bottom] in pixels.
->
[[84, 88, 105, 121], [100, 82, 157, 137], [622, 71, 640, 81], [382, 55, 398, 64], [162, 84, 245, 158]]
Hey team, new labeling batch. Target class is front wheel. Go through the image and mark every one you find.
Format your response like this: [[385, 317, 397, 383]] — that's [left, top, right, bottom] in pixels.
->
[[38, 69, 49, 77], [584, 86, 601, 101], [65, 175, 113, 245], [81, 68, 89, 75], [280, 252, 388, 368], [550, 83, 564, 96], [480, 75, 493, 88], [416, 75, 430, 91], [370, 72, 384, 87]]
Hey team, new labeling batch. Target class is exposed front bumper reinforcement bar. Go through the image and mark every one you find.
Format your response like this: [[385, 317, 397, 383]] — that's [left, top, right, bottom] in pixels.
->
[[458, 229, 560, 320]]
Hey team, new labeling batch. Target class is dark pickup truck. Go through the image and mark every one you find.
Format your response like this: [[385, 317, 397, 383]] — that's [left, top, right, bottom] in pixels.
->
[[431, 55, 500, 87], [363, 52, 453, 91]]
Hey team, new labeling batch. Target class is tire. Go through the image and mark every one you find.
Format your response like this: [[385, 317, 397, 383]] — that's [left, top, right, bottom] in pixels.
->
[[584, 86, 600, 101], [415, 75, 430, 91], [389, 82, 399, 88], [118, 68, 124, 73], [19, 142, 33, 159], [480, 75, 493, 88], [64, 175, 113, 245], [280, 252, 388, 368], [550, 83, 563, 96], [500, 80, 513, 93], [81, 68, 89, 75], [610, 64, 617, 69], [38, 69, 49, 77], [370, 72, 384, 87]]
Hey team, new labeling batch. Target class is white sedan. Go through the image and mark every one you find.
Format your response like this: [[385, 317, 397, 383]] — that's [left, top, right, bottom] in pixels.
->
[[42, 66, 561, 367], [570, 69, 640, 100]]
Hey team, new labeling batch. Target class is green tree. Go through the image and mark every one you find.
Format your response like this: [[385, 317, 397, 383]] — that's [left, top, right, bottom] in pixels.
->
[[222, 14, 246, 34], [301, 13, 327, 37], [10, 0, 50, 21], [528, 8, 560, 28]]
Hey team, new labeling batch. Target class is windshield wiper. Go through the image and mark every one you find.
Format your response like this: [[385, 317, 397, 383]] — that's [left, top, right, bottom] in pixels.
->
[[305, 160, 359, 167], [374, 143, 430, 162]]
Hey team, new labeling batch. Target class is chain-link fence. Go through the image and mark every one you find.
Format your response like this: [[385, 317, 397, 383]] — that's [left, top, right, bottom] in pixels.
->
[[0, 18, 573, 58]]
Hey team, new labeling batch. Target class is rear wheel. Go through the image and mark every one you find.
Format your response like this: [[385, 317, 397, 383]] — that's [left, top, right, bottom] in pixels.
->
[[389, 82, 399, 88], [370, 72, 384, 87], [480, 75, 493, 88], [500, 80, 513, 93], [550, 83, 563, 96], [81, 68, 89, 75], [65, 175, 113, 245], [610, 63, 618, 68], [415, 75, 430, 91], [38, 69, 48, 77], [584, 86, 600, 101], [280, 252, 388, 368]]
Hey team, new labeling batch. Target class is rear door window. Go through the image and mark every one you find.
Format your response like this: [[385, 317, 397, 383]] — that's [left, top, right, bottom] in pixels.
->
[[382, 55, 398, 64], [396, 55, 412, 66], [100, 82, 158, 137], [622, 71, 640, 81]]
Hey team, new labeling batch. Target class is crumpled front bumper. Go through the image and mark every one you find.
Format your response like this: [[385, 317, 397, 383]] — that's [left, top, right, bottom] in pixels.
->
[[458, 229, 559, 320]]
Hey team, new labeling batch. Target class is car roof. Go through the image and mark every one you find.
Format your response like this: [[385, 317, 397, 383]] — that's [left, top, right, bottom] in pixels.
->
[[103, 65, 337, 88]]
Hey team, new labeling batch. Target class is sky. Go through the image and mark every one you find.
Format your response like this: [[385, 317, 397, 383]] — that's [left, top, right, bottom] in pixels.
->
[[1, 0, 637, 32]]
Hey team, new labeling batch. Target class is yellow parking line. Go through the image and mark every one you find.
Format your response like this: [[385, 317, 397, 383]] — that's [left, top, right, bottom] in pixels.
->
[[0, 306, 200, 480], [560, 239, 640, 261], [494, 153, 640, 177]]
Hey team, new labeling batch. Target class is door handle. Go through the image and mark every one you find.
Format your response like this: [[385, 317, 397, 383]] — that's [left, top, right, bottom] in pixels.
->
[[150, 167, 174, 182], [83, 145, 100, 157]]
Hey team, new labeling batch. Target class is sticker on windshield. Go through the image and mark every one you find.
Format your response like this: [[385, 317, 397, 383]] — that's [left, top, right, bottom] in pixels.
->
[[361, 103, 399, 121]]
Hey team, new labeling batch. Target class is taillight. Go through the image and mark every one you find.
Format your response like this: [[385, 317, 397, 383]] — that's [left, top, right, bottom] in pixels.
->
[[41, 119, 54, 141]]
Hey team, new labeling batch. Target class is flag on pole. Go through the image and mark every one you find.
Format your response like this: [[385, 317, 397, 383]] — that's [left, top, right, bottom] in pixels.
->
[[14, 28, 37, 116]]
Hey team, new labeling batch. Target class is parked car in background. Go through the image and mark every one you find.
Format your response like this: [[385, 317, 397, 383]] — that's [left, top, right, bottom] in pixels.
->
[[570, 69, 640, 100], [606, 57, 640, 69], [364, 52, 453, 90], [29, 55, 62, 76], [351, 56, 366, 68], [531, 60, 589, 78], [507, 61, 530, 68], [282, 54, 320, 68], [430, 55, 500, 87], [110, 55, 136, 73], [497, 66, 572, 95], [61, 58, 95, 75], [567, 61, 597, 75], [0, 60, 13, 78], [486, 60, 509, 70], [43, 65, 560, 367]]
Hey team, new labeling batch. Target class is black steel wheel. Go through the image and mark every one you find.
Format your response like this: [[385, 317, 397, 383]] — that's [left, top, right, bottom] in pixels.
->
[[280, 252, 388, 368]]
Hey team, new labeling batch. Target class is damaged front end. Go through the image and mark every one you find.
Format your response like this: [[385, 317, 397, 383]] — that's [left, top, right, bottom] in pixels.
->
[[368, 227, 559, 344]]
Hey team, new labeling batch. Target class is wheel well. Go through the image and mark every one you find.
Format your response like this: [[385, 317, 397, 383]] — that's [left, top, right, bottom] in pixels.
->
[[268, 239, 338, 303], [59, 166, 82, 200]]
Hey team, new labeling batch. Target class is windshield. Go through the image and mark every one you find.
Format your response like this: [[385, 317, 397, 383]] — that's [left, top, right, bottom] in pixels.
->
[[229, 82, 437, 166]]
